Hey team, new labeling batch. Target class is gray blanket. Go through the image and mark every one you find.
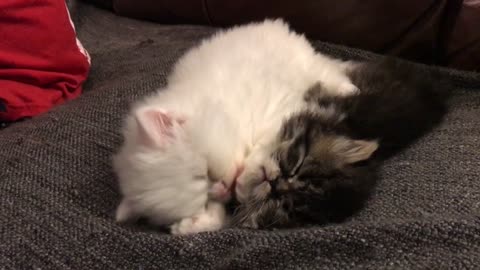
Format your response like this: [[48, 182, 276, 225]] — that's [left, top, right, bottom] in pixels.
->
[[1, 2, 480, 269]]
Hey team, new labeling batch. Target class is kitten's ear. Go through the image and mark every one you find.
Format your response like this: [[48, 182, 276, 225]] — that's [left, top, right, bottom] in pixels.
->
[[134, 108, 185, 148], [333, 138, 378, 164]]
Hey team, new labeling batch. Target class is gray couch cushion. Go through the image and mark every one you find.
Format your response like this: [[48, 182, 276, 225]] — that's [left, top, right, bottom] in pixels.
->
[[1, 2, 479, 269]]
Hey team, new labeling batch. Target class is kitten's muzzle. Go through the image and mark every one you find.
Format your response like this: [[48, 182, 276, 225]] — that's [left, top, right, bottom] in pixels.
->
[[269, 178, 293, 195]]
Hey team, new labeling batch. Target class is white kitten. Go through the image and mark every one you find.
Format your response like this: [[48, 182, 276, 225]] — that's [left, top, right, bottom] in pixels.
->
[[113, 19, 358, 234], [113, 108, 209, 226]]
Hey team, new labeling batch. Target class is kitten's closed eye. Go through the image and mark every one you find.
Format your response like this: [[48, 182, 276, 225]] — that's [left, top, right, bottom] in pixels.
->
[[278, 136, 308, 177]]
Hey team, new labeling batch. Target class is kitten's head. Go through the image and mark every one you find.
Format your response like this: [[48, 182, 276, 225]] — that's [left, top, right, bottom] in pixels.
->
[[113, 107, 209, 224], [233, 112, 378, 229]]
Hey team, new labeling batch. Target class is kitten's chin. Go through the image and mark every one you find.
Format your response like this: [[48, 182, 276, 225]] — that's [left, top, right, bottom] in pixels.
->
[[252, 182, 271, 200], [234, 184, 249, 203], [235, 175, 270, 203]]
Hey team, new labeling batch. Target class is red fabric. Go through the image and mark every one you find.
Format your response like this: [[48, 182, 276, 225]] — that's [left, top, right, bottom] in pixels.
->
[[0, 0, 90, 122]]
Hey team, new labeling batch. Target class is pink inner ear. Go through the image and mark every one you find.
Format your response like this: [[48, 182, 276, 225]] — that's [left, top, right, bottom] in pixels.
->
[[146, 110, 174, 137], [135, 108, 181, 148]]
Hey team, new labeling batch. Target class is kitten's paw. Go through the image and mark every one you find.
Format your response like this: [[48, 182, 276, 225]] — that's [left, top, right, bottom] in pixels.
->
[[170, 213, 222, 235], [208, 181, 231, 203], [337, 82, 359, 96], [170, 203, 226, 235], [170, 216, 200, 235]]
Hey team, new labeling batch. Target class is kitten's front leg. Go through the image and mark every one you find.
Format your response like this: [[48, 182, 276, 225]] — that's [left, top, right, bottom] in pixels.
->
[[337, 81, 359, 96], [170, 201, 227, 235], [209, 162, 246, 203], [320, 71, 359, 97], [323, 78, 359, 97], [208, 181, 231, 203], [313, 57, 360, 96], [304, 79, 358, 109]]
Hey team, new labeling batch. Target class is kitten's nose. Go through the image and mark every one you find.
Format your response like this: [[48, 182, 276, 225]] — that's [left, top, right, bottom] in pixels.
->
[[267, 177, 277, 192], [270, 178, 290, 193], [276, 179, 290, 192]]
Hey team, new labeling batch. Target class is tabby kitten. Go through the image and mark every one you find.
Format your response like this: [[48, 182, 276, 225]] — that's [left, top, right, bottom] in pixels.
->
[[233, 58, 450, 228]]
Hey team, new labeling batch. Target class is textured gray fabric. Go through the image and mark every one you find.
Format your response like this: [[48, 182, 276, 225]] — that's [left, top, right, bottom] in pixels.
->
[[1, 2, 480, 269]]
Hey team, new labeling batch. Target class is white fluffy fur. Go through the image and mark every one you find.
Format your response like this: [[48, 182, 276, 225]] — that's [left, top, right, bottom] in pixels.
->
[[113, 19, 357, 234]]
